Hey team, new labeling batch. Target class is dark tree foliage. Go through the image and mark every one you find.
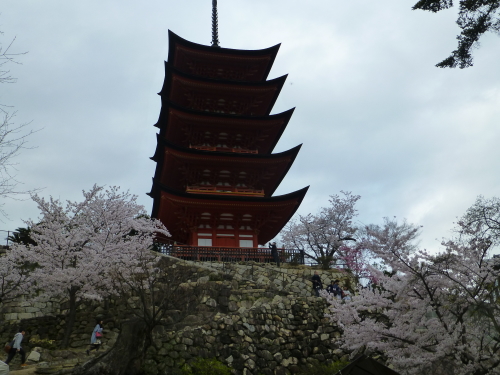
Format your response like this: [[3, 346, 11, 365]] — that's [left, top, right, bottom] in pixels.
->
[[7, 226, 37, 246], [413, 0, 500, 68]]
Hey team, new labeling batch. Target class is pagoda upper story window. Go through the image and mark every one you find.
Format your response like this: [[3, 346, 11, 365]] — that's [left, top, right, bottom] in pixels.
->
[[220, 213, 234, 221], [188, 130, 258, 154], [185, 168, 264, 196], [217, 224, 234, 229]]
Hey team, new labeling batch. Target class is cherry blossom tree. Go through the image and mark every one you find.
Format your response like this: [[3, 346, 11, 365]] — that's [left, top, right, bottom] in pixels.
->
[[280, 191, 360, 269], [458, 195, 500, 245], [10, 185, 169, 348], [111, 255, 207, 346], [327, 209, 500, 375], [336, 245, 373, 285], [76, 255, 210, 375], [0, 248, 31, 308]]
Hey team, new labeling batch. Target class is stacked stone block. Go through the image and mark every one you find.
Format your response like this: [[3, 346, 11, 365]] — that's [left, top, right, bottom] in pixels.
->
[[1, 259, 353, 374]]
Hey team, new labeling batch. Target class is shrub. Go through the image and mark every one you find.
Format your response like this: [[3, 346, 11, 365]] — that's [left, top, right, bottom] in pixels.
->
[[28, 337, 57, 350], [208, 273, 224, 282], [180, 358, 231, 375]]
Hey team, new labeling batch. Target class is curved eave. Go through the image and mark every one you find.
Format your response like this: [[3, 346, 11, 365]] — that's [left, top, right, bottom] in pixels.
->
[[159, 65, 287, 116], [152, 182, 308, 202], [167, 30, 280, 80], [151, 137, 301, 162], [154, 100, 295, 127], [150, 141, 301, 196], [149, 183, 308, 245], [154, 101, 294, 153], [149, 182, 309, 216]]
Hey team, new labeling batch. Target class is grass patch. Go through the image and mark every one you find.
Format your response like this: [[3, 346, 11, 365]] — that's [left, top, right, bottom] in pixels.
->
[[180, 358, 231, 375]]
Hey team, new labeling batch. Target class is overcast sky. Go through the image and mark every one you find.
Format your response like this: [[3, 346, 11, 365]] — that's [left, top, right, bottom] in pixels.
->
[[1, 0, 500, 252]]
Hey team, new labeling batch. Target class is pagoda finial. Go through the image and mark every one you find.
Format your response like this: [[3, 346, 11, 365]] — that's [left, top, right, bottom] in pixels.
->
[[211, 0, 220, 47]]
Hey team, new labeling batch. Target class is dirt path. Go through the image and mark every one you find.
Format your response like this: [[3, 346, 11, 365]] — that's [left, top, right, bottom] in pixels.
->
[[6, 365, 37, 375]]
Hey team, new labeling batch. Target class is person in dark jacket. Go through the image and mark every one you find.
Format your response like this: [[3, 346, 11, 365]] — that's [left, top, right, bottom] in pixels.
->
[[311, 271, 323, 297], [5, 329, 27, 367], [269, 242, 280, 267], [327, 279, 342, 298]]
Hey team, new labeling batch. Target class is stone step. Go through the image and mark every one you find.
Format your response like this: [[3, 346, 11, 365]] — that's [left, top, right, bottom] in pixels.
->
[[35, 357, 83, 374]]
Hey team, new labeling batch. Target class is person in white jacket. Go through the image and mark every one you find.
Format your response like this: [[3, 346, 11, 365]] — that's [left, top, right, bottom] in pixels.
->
[[4, 329, 27, 367]]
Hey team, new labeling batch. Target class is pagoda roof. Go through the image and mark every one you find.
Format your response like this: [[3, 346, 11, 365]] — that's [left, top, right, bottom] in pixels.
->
[[154, 101, 294, 154], [149, 184, 309, 245], [160, 65, 287, 116], [167, 30, 280, 82], [151, 138, 301, 196]]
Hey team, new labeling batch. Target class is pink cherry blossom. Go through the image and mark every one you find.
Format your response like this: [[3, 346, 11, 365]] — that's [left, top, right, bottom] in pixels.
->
[[327, 208, 500, 375], [9, 184, 169, 347]]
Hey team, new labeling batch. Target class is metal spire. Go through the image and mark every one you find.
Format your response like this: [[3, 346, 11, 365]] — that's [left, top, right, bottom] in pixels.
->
[[211, 0, 220, 47]]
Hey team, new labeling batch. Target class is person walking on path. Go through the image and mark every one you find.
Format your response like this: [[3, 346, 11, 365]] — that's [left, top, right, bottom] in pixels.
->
[[269, 242, 280, 267], [4, 329, 27, 367], [311, 271, 323, 297], [86, 320, 103, 355]]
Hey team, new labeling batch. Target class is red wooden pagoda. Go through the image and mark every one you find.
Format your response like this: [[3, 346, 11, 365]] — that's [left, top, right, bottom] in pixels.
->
[[149, 30, 308, 248]]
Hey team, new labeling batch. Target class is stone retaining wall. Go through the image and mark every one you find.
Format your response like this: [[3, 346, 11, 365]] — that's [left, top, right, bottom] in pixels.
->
[[189, 261, 353, 298], [2, 259, 352, 324], [1, 258, 353, 374], [0, 300, 123, 362], [2, 297, 61, 322], [146, 294, 348, 375]]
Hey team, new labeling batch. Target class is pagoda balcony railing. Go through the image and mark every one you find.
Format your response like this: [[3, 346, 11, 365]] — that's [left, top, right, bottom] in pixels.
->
[[155, 243, 305, 264], [186, 185, 265, 196], [190, 145, 258, 154]]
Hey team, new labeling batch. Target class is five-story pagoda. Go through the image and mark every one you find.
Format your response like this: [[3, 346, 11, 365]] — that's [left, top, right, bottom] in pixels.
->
[[149, 4, 308, 249]]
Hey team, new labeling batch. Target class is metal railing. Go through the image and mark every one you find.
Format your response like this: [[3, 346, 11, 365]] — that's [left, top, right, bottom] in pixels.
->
[[155, 243, 305, 264]]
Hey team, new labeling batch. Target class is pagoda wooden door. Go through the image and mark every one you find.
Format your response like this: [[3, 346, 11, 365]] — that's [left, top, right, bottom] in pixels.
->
[[216, 236, 237, 247]]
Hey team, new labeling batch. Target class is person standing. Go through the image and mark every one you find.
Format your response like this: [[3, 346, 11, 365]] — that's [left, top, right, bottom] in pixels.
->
[[327, 279, 342, 299], [5, 329, 27, 367], [269, 242, 280, 267], [86, 320, 103, 355], [311, 271, 323, 297]]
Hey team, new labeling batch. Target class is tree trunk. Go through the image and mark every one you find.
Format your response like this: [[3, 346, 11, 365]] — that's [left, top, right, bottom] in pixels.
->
[[318, 255, 333, 270], [72, 318, 148, 375], [62, 289, 78, 348]]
